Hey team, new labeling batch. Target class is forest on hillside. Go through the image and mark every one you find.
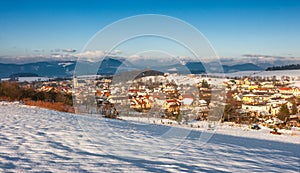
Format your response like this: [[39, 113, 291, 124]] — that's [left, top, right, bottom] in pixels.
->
[[266, 64, 300, 71], [0, 82, 74, 113]]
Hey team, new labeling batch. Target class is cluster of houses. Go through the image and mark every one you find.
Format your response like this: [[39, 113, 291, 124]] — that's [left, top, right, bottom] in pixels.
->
[[223, 77, 300, 128], [21, 73, 300, 128], [37, 80, 73, 94], [73, 74, 223, 122], [17, 78, 73, 94]]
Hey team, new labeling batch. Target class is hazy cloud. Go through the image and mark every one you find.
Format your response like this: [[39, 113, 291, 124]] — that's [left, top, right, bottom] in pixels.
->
[[241, 54, 300, 62], [128, 54, 142, 60], [1, 51, 299, 70], [217, 54, 300, 69], [110, 49, 122, 55], [74, 50, 125, 62], [75, 50, 105, 58]]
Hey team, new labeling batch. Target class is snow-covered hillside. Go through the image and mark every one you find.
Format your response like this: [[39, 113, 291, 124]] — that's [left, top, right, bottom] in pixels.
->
[[211, 69, 300, 79], [0, 102, 299, 172]]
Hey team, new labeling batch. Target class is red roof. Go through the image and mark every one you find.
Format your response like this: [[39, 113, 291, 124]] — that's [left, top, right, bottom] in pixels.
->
[[278, 87, 292, 91], [166, 99, 179, 103]]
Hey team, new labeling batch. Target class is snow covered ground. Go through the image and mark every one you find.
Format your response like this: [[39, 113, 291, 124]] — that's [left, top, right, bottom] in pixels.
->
[[211, 69, 300, 79], [120, 116, 300, 144], [0, 102, 299, 172]]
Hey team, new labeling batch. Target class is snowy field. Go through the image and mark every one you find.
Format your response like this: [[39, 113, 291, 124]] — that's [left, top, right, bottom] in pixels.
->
[[0, 102, 299, 172], [210, 69, 300, 79], [120, 116, 300, 144]]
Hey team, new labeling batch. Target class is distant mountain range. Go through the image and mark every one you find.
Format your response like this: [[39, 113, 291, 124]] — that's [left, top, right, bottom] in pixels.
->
[[222, 63, 263, 72], [0, 58, 266, 78], [0, 61, 76, 78]]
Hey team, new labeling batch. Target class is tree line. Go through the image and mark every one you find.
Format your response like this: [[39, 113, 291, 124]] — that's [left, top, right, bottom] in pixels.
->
[[266, 64, 300, 71], [0, 82, 74, 113]]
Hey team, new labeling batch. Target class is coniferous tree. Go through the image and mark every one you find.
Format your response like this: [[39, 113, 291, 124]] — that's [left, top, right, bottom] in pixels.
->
[[278, 104, 290, 121], [291, 101, 298, 115]]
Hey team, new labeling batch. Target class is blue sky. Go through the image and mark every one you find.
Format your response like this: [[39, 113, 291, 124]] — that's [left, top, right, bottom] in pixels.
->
[[0, 0, 299, 60]]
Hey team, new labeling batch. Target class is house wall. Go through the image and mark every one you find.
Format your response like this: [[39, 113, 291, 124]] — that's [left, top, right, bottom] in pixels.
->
[[242, 104, 268, 112]]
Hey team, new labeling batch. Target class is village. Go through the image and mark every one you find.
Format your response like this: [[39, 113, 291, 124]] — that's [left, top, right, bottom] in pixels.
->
[[9, 72, 300, 132], [65, 72, 300, 131]]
